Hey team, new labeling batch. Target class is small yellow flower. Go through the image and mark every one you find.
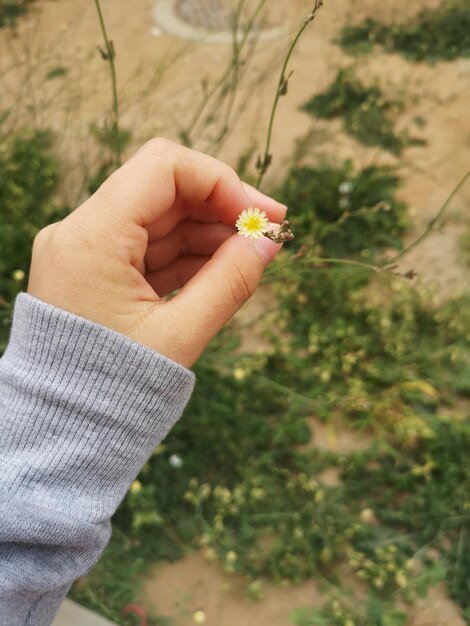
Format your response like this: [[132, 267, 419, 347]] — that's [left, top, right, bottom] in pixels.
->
[[130, 480, 142, 494], [233, 367, 246, 381], [226, 550, 237, 563], [360, 508, 377, 524], [236, 207, 269, 240], [204, 547, 217, 562], [193, 609, 206, 624], [12, 269, 25, 282]]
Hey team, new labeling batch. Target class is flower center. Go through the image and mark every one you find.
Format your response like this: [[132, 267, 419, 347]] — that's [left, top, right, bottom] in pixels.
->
[[245, 216, 263, 232]]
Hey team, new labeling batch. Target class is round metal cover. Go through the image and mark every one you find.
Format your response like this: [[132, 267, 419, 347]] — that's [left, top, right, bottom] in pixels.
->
[[153, 0, 284, 44]]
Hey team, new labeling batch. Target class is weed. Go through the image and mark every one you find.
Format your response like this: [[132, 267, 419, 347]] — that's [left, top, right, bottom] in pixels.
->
[[87, 123, 132, 194], [71, 161, 470, 622], [458, 228, 470, 267], [277, 160, 407, 255], [255, 0, 324, 189], [0, 129, 68, 304], [94, 0, 122, 166], [0, 0, 34, 29], [340, 0, 470, 63], [302, 68, 423, 155]]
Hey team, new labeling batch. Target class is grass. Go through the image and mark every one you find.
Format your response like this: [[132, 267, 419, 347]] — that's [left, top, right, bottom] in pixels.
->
[[302, 69, 424, 155], [340, 0, 470, 63]]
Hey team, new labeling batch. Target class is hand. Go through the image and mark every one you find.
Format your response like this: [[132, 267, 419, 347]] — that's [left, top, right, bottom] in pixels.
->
[[28, 139, 286, 367]]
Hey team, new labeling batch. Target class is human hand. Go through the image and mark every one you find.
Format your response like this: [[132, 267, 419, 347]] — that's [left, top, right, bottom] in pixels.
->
[[28, 139, 286, 367]]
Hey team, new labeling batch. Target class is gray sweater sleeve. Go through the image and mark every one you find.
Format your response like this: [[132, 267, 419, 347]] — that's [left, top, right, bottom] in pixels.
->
[[0, 293, 195, 625]]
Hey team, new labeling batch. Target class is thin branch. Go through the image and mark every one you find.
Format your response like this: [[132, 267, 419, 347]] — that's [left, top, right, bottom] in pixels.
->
[[255, 0, 324, 189], [94, 0, 121, 167], [383, 168, 470, 267], [181, 0, 268, 147], [263, 256, 388, 281]]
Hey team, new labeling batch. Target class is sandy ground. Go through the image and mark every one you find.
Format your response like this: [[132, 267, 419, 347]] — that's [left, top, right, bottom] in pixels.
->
[[142, 556, 465, 626], [142, 551, 326, 626], [1, 0, 468, 290], [1, 0, 469, 623]]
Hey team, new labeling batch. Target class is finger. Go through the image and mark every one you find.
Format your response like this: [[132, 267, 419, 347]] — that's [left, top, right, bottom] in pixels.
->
[[146, 255, 210, 297], [144, 189, 284, 241], [242, 182, 287, 224], [145, 222, 235, 272], [170, 232, 282, 361], [146, 205, 221, 242], [89, 139, 283, 228], [146, 199, 185, 242]]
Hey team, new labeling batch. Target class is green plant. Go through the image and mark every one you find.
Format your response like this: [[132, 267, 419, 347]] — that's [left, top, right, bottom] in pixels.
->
[[302, 68, 423, 155], [87, 123, 132, 194], [0, 0, 34, 29], [72, 154, 470, 622], [291, 597, 408, 626], [94, 0, 122, 166], [277, 160, 407, 255], [340, 0, 470, 63], [0, 128, 68, 346], [458, 228, 470, 267], [180, 0, 268, 151], [255, 0, 324, 188]]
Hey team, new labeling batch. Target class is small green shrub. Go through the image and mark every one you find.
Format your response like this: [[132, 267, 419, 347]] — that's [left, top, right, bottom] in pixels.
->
[[291, 598, 409, 626], [302, 69, 423, 155], [277, 160, 407, 255], [340, 0, 470, 63], [0, 0, 35, 28], [0, 129, 69, 351]]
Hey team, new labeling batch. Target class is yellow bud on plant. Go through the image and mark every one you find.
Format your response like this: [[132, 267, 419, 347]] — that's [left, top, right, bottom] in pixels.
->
[[193, 609, 206, 624], [130, 480, 142, 494]]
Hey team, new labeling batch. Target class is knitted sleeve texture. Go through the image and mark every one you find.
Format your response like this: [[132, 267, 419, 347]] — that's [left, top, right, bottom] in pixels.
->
[[0, 293, 195, 625]]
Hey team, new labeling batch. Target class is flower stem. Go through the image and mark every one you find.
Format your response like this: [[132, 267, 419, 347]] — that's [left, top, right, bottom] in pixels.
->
[[181, 0, 268, 147], [383, 168, 470, 267], [255, 0, 324, 190], [94, 0, 122, 167]]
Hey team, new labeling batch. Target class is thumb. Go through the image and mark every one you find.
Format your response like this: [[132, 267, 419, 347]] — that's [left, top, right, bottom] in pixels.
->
[[170, 232, 281, 362]]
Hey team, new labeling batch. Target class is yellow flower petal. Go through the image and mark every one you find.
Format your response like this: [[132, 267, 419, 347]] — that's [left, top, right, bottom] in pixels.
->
[[236, 207, 269, 240]]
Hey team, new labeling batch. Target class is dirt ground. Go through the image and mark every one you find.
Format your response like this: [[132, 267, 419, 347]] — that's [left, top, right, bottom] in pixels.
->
[[142, 555, 465, 626], [1, 0, 468, 291], [1, 0, 469, 623]]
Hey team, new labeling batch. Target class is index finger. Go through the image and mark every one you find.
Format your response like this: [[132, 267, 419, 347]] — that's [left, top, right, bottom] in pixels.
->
[[89, 139, 286, 227]]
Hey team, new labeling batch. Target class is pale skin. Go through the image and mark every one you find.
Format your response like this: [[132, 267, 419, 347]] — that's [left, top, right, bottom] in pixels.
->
[[28, 139, 286, 368]]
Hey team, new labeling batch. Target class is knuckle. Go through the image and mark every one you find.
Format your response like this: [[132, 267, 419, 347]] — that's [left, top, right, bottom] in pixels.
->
[[220, 161, 238, 182], [144, 137, 175, 156], [227, 262, 255, 310], [32, 223, 57, 251]]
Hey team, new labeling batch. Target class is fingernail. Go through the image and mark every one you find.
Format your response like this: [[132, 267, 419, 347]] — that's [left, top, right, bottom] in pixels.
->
[[254, 237, 282, 267]]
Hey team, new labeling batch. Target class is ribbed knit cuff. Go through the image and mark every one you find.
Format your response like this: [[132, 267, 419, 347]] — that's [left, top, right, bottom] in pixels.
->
[[0, 293, 195, 522]]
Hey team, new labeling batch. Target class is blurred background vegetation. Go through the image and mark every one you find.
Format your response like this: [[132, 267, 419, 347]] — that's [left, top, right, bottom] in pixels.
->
[[1, 0, 469, 625]]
